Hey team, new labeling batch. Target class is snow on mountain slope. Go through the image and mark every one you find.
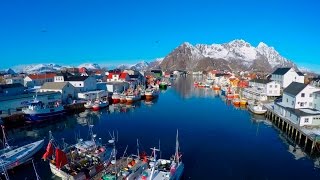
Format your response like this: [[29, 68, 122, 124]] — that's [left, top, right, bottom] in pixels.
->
[[13, 63, 63, 73], [78, 63, 101, 70]]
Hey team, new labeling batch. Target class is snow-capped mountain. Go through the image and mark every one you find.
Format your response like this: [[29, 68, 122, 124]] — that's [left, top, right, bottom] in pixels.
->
[[160, 39, 296, 71], [117, 61, 151, 71], [13, 63, 63, 74], [78, 63, 101, 70]]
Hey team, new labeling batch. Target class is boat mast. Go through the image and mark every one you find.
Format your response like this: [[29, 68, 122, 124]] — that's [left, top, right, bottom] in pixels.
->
[[136, 139, 140, 157], [1, 125, 10, 149], [174, 129, 180, 163], [32, 159, 41, 180], [149, 147, 159, 180]]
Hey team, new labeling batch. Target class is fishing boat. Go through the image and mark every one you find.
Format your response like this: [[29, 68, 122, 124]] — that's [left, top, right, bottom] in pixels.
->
[[99, 140, 148, 180], [112, 91, 121, 104], [92, 98, 109, 111], [140, 90, 146, 100], [213, 84, 221, 91], [137, 130, 184, 180], [126, 90, 141, 104], [84, 100, 94, 109], [22, 95, 64, 122], [248, 104, 267, 115], [159, 81, 167, 89], [120, 92, 127, 104], [240, 98, 247, 106], [233, 98, 240, 106], [193, 82, 199, 87], [0, 126, 44, 173], [145, 88, 159, 100], [44, 126, 113, 180]]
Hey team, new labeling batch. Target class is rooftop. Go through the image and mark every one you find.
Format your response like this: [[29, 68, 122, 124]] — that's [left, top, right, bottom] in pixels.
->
[[250, 79, 273, 84], [28, 73, 56, 80], [0, 83, 24, 89], [41, 82, 72, 90], [272, 67, 291, 75], [65, 76, 89, 81], [283, 82, 307, 96]]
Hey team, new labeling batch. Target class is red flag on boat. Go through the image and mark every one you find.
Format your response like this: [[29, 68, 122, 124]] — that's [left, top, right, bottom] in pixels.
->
[[55, 148, 68, 169], [42, 141, 54, 161]]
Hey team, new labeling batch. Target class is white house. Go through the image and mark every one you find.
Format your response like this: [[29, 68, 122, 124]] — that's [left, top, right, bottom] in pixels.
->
[[242, 79, 281, 101], [107, 72, 130, 82], [65, 76, 97, 94], [270, 67, 304, 89], [40, 82, 75, 103], [24, 73, 56, 88], [5, 76, 24, 85], [274, 82, 320, 126]]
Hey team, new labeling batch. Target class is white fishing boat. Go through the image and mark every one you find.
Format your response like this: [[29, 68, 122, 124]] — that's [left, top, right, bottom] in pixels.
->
[[112, 91, 121, 104], [138, 130, 184, 180], [0, 126, 44, 173], [22, 95, 64, 122], [145, 88, 159, 100], [92, 99, 109, 111], [84, 100, 94, 109], [248, 104, 267, 114], [126, 90, 141, 103]]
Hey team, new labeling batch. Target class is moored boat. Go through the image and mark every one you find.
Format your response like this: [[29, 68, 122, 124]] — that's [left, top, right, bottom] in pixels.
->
[[159, 81, 167, 89], [0, 126, 44, 173], [240, 98, 247, 106], [126, 90, 141, 104], [233, 98, 240, 106], [44, 127, 113, 180], [120, 92, 127, 103], [84, 100, 94, 109], [145, 88, 159, 100], [112, 91, 121, 104], [248, 104, 267, 114], [22, 96, 64, 122], [213, 84, 221, 90], [137, 130, 184, 180], [92, 99, 109, 111]]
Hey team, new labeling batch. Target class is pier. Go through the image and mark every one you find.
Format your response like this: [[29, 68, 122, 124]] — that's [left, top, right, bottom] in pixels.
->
[[264, 104, 320, 155]]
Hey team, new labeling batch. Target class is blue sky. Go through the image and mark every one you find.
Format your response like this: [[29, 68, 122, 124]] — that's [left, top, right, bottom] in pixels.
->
[[0, 0, 319, 71]]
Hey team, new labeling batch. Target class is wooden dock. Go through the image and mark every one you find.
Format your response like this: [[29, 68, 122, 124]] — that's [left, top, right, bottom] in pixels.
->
[[264, 104, 320, 155]]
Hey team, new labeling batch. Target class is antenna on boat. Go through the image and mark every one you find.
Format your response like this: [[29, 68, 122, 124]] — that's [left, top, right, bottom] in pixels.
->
[[149, 147, 160, 180], [136, 139, 140, 157], [159, 139, 162, 159], [122, 145, 128, 158], [32, 159, 41, 180], [116, 130, 119, 142], [1, 125, 10, 150]]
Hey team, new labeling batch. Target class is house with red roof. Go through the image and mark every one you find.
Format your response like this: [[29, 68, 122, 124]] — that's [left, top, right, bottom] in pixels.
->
[[24, 73, 56, 88], [107, 72, 130, 82]]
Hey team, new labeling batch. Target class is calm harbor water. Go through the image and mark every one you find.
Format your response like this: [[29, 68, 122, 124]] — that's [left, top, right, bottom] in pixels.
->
[[5, 76, 320, 179]]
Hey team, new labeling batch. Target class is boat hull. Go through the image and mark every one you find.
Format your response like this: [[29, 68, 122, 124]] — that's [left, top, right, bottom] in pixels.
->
[[24, 110, 65, 122], [159, 84, 167, 89], [248, 105, 267, 115], [0, 140, 44, 172]]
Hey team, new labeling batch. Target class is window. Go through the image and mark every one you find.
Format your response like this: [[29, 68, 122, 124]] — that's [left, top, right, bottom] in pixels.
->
[[300, 103, 304, 107], [310, 94, 312, 98], [301, 93, 305, 97], [270, 85, 272, 88], [275, 85, 278, 88], [309, 102, 313, 106], [286, 98, 288, 103], [292, 101, 294, 106], [304, 118, 309, 123]]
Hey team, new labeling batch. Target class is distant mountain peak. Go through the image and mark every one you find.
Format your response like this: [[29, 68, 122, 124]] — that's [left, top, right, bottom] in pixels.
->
[[159, 39, 296, 72]]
